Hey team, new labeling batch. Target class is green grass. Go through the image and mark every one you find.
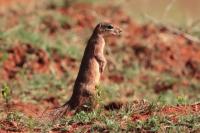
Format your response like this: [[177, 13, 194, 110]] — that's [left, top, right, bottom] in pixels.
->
[[2, 105, 199, 132], [0, 0, 200, 132], [1, 84, 11, 106]]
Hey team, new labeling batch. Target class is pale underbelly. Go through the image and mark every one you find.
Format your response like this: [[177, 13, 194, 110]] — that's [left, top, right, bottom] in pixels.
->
[[79, 59, 101, 87], [90, 60, 100, 84]]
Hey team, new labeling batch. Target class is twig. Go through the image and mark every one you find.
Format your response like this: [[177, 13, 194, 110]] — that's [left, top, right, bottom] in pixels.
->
[[163, 25, 200, 43], [143, 14, 200, 43], [163, 0, 177, 19]]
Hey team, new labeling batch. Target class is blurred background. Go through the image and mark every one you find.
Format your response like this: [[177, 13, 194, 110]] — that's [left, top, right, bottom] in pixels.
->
[[0, 0, 200, 109], [0, 0, 200, 132], [1, 0, 200, 24]]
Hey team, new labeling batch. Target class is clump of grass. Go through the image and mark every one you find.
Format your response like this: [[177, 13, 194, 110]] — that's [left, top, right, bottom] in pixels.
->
[[1, 84, 12, 107], [71, 111, 100, 124], [132, 116, 161, 132], [122, 63, 141, 79], [12, 73, 70, 103], [5, 111, 39, 132]]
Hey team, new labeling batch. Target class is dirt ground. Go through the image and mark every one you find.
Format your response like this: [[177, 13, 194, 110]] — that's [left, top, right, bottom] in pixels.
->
[[0, 0, 200, 132]]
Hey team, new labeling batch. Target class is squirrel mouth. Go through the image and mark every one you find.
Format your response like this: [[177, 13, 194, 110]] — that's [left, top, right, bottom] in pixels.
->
[[114, 28, 122, 36]]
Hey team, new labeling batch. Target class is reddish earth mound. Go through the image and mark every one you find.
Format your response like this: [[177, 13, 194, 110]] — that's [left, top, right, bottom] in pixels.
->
[[128, 24, 200, 79], [58, 3, 200, 79], [0, 44, 76, 80], [1, 3, 200, 81], [132, 103, 200, 122], [161, 103, 200, 116]]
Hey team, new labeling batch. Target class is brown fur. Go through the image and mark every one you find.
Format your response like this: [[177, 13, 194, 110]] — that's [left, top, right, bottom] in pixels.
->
[[65, 23, 121, 111], [42, 23, 121, 120]]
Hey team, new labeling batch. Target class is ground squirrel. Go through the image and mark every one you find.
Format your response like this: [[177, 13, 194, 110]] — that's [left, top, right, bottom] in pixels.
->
[[65, 22, 121, 110], [45, 22, 121, 119]]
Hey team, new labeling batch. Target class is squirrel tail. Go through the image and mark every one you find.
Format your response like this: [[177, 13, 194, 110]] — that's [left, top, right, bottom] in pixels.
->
[[39, 104, 71, 123]]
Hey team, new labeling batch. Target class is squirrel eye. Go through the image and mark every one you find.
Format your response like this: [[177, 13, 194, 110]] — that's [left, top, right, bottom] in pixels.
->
[[107, 25, 113, 29]]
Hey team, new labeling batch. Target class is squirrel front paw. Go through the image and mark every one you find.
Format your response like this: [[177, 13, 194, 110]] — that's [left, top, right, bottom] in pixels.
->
[[99, 61, 106, 73]]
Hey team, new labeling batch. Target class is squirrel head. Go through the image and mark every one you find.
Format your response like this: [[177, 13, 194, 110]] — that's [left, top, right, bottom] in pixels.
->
[[94, 22, 122, 36]]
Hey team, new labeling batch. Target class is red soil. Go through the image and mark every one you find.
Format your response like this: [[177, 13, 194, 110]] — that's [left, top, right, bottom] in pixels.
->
[[132, 103, 200, 122], [0, 1, 200, 132], [0, 44, 76, 80]]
